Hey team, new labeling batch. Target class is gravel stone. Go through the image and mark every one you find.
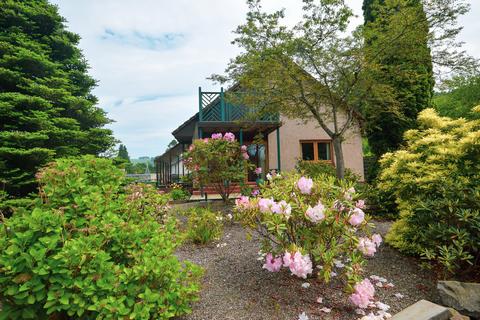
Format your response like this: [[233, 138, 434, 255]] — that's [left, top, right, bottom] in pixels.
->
[[175, 220, 438, 320]]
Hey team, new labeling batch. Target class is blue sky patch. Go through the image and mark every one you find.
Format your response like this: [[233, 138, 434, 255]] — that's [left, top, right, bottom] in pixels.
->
[[101, 28, 186, 50]]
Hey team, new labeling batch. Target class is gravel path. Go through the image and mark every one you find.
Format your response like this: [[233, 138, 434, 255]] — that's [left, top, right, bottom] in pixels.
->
[[175, 220, 438, 320]]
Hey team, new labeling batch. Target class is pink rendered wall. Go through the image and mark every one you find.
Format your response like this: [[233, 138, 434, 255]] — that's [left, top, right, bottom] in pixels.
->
[[267, 116, 365, 180]]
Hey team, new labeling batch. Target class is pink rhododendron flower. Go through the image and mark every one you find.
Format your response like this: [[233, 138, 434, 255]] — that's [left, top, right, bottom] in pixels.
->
[[263, 253, 283, 272], [235, 196, 251, 209], [305, 202, 325, 223], [358, 237, 377, 257], [356, 199, 366, 209], [284, 251, 313, 279], [271, 200, 292, 217], [241, 145, 247, 152], [258, 198, 275, 213], [202, 138, 209, 143], [211, 132, 223, 139], [297, 177, 313, 194], [188, 144, 195, 151], [349, 208, 365, 226], [251, 189, 259, 197], [242, 152, 249, 160], [223, 132, 235, 141], [283, 251, 293, 267], [255, 167, 262, 175], [350, 279, 375, 309], [278, 200, 292, 217], [344, 187, 356, 200], [372, 233, 382, 247]]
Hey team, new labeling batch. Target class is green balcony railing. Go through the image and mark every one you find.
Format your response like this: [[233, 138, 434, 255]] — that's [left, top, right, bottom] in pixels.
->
[[199, 87, 278, 123]]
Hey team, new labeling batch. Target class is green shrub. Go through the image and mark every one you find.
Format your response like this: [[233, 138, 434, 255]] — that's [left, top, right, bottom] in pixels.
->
[[358, 183, 398, 220], [169, 184, 191, 201], [0, 156, 202, 319], [125, 183, 171, 223], [379, 108, 480, 276], [185, 207, 224, 245], [295, 160, 360, 183]]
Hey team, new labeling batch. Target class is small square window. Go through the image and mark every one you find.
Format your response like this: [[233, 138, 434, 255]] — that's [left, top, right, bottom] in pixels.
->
[[301, 143, 314, 160]]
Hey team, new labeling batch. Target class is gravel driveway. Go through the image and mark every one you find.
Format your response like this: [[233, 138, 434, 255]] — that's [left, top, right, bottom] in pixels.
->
[[175, 220, 438, 320]]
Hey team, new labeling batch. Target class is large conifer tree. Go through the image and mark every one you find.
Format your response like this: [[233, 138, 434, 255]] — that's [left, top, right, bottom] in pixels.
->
[[0, 0, 115, 197], [362, 0, 434, 157]]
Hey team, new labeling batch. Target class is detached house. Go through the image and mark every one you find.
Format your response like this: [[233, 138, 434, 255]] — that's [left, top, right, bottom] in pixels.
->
[[155, 86, 364, 187]]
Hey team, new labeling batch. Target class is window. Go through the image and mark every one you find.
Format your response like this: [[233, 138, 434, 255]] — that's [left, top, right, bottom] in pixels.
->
[[301, 143, 315, 160], [300, 141, 332, 161]]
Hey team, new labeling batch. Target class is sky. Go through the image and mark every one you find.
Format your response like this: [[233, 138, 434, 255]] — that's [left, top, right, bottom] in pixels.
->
[[51, 0, 480, 158]]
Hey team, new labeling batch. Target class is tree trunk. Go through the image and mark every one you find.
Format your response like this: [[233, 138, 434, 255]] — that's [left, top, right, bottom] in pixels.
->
[[332, 137, 345, 180]]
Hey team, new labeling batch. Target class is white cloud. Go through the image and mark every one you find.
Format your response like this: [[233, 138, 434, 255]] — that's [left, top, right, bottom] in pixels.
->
[[51, 0, 479, 158]]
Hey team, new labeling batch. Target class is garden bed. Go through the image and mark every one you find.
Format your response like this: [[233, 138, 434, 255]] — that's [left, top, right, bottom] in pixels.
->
[[176, 220, 438, 320]]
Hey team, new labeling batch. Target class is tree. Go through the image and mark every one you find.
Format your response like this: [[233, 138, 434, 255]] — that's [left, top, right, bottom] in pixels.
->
[[212, 0, 382, 179], [212, 0, 474, 179], [0, 0, 115, 197], [117, 144, 130, 162], [433, 74, 480, 119], [362, 0, 434, 157]]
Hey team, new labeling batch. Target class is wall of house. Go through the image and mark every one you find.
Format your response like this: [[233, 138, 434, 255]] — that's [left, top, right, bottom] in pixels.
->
[[267, 116, 364, 180]]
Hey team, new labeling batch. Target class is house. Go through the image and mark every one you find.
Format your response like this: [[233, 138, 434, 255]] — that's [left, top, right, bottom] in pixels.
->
[[155, 86, 364, 187]]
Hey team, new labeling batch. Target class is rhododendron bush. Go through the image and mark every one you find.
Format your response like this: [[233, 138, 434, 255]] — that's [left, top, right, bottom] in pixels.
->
[[235, 172, 381, 296], [183, 132, 253, 202]]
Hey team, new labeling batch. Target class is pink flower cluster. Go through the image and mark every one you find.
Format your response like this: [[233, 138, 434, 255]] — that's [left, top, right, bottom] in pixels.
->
[[224, 132, 235, 141], [209, 132, 236, 142], [344, 187, 356, 201], [263, 253, 283, 272], [297, 177, 313, 194], [255, 167, 262, 175], [350, 278, 375, 309], [235, 196, 252, 210], [258, 198, 292, 217], [358, 234, 382, 257], [241, 145, 249, 160], [356, 199, 366, 209], [348, 207, 365, 226], [305, 201, 325, 223], [283, 251, 313, 279]]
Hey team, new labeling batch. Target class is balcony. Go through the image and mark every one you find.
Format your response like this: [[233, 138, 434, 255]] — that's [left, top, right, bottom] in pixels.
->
[[199, 87, 279, 123]]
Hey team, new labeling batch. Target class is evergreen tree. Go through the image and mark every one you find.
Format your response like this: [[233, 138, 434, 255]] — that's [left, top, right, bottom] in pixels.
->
[[362, 0, 434, 157], [0, 0, 115, 197], [117, 144, 130, 162]]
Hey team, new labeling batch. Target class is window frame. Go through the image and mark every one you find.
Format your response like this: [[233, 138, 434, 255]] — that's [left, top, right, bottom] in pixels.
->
[[299, 140, 334, 164]]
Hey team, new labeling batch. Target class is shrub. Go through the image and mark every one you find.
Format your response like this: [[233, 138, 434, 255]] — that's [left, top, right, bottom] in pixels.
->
[[358, 183, 398, 220], [295, 160, 360, 184], [379, 108, 480, 276], [183, 132, 253, 202], [0, 156, 202, 319], [169, 184, 191, 201], [125, 183, 171, 223], [234, 172, 381, 296], [185, 207, 224, 245]]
